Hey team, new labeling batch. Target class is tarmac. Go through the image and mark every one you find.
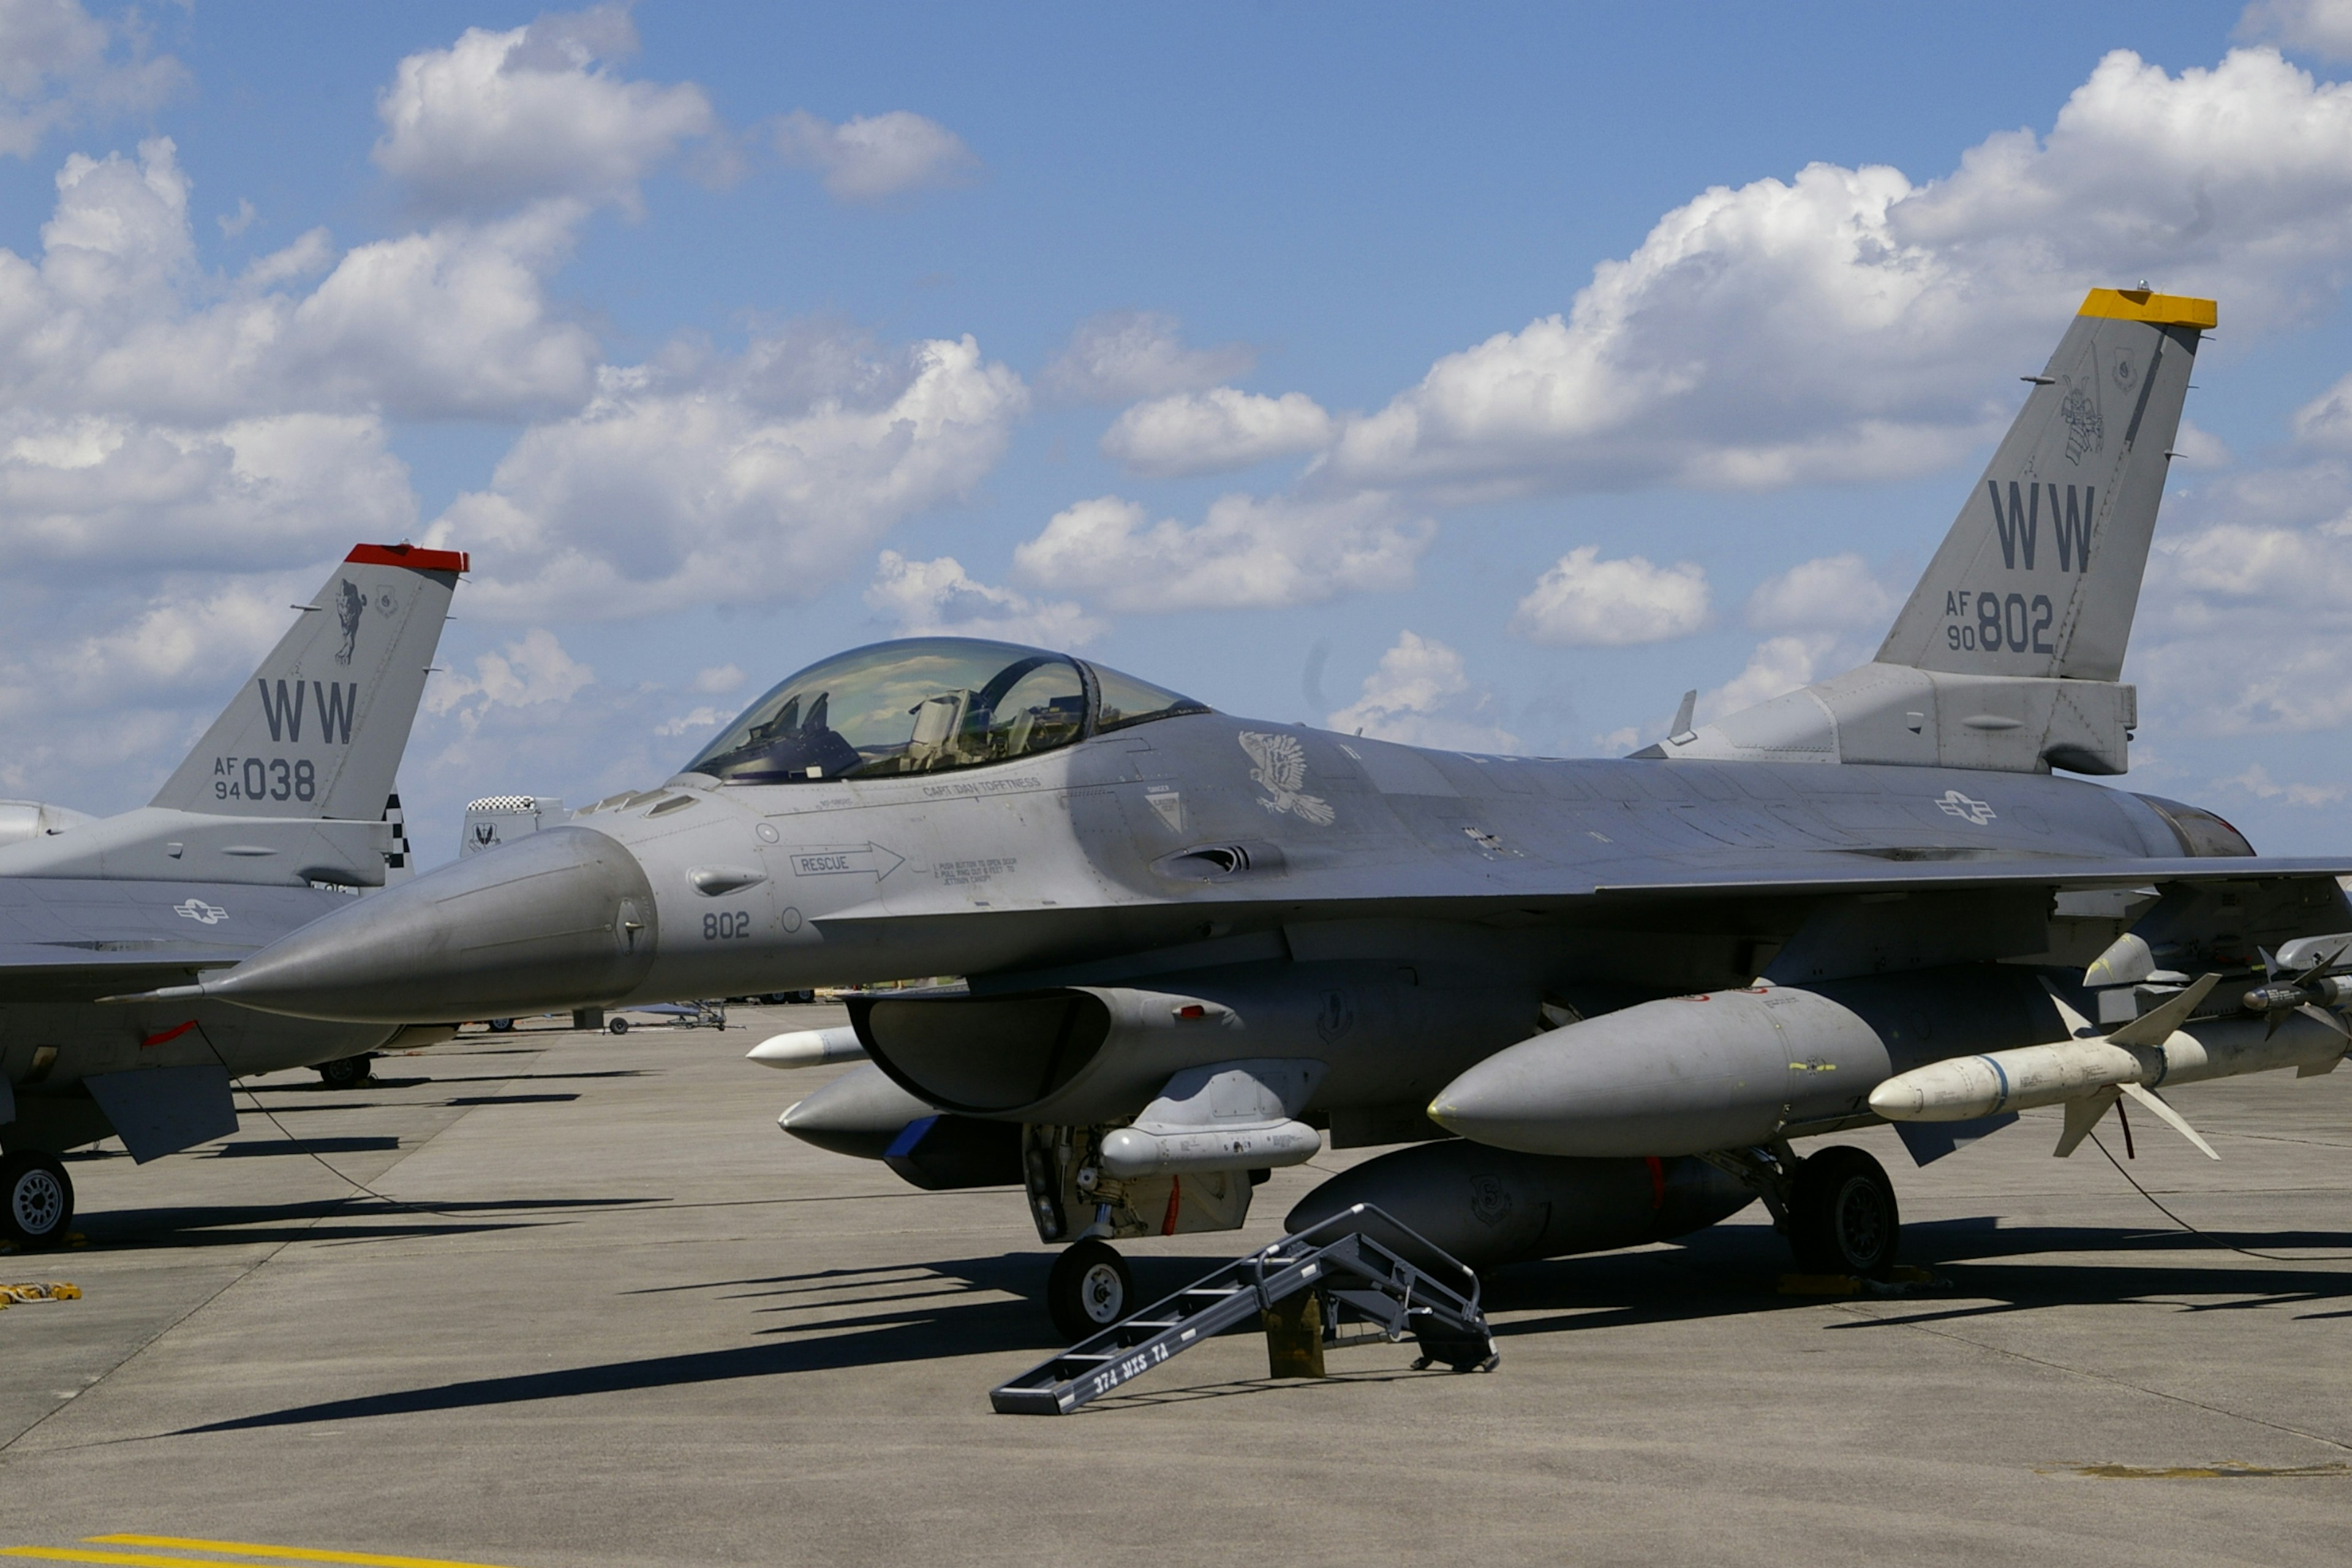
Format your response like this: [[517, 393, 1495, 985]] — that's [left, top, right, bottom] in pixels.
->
[[4, 1001, 2351, 1567]]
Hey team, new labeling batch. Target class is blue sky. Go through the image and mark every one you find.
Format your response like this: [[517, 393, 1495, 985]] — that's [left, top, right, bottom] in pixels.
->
[[7, 1, 2352, 859]]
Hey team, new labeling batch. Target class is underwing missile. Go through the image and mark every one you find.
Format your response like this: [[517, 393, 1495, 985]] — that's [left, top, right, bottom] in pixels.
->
[[747, 1026, 866, 1069], [1868, 977, 2345, 1126]]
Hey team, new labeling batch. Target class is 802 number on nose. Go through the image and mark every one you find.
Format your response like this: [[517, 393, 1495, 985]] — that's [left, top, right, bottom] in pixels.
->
[[703, 911, 752, 940]]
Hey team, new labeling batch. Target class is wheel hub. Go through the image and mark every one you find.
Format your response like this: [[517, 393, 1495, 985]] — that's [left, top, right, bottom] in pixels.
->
[[1080, 1263, 1124, 1324], [1834, 1177, 1887, 1264], [12, 1170, 64, 1236]]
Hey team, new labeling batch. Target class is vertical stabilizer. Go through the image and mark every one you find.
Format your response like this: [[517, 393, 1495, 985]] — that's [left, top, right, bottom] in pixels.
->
[[151, 545, 466, 820], [1877, 288, 2212, 681]]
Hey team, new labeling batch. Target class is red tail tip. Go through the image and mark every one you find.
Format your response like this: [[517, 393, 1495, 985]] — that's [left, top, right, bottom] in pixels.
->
[[345, 542, 469, 573]]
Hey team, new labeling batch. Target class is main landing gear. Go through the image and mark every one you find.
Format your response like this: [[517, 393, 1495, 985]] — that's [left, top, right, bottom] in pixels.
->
[[315, 1054, 377, 1088], [1046, 1238, 1134, 1341], [0, 1151, 74, 1248], [1710, 1142, 1901, 1278], [1787, 1146, 1900, 1277]]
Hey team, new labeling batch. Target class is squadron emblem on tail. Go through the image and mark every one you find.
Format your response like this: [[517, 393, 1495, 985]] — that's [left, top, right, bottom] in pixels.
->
[[1239, 731, 1335, 824]]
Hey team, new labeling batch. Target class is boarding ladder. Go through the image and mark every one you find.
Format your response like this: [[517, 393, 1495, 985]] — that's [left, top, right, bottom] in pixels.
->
[[989, 1203, 1497, 1415]]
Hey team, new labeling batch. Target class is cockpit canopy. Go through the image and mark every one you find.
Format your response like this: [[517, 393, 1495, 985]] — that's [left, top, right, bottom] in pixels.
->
[[684, 637, 1208, 786]]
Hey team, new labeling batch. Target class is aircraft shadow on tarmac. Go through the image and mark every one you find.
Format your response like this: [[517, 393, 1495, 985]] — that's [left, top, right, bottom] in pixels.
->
[[75, 1194, 668, 1251], [168, 1218, 2352, 1436]]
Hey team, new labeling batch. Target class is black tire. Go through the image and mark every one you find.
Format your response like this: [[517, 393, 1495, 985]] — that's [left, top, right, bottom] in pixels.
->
[[608, 1017, 630, 1035], [487, 1018, 514, 1033], [316, 1055, 373, 1088], [793, 990, 815, 1005], [1046, 1239, 1134, 1341], [0, 1152, 74, 1248], [1788, 1145, 1900, 1278]]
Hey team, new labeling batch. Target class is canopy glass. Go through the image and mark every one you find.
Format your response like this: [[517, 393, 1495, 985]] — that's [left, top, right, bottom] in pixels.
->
[[684, 638, 1205, 785]]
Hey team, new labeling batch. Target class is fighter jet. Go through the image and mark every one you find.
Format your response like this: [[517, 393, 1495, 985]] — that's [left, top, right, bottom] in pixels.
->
[[0, 544, 464, 1248], [139, 290, 2352, 1338]]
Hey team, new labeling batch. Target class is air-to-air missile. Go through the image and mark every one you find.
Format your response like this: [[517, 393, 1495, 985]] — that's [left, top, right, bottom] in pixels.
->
[[111, 290, 2352, 1339]]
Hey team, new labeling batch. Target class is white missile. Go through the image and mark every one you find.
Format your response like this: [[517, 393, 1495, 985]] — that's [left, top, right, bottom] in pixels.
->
[[1868, 973, 2348, 1156], [747, 1025, 866, 1069]]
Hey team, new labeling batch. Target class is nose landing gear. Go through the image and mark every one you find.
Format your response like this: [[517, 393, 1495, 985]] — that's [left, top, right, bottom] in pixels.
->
[[1046, 1238, 1133, 1341]]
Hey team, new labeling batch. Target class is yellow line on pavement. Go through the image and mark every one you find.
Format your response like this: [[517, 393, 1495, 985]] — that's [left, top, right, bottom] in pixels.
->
[[74, 1542, 519, 1568], [2, 1551, 241, 1567]]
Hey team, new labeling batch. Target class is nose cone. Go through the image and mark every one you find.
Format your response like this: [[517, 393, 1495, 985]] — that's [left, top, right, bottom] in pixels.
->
[[198, 825, 658, 1022]]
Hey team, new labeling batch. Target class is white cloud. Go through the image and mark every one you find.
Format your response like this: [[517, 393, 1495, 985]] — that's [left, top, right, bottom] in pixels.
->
[[1040, 311, 1257, 404], [2290, 372, 2352, 451], [0, 138, 599, 426], [2239, 1, 2352, 61], [1101, 387, 1333, 477], [690, 663, 745, 694], [1746, 552, 1900, 633], [372, 6, 714, 216], [425, 628, 596, 728], [433, 332, 1028, 620], [865, 551, 1104, 647], [774, 109, 976, 203], [1510, 545, 1710, 646], [217, 197, 256, 238], [654, 704, 729, 739], [1698, 633, 1837, 723], [0, 0, 184, 160], [2212, 761, 2347, 807], [1317, 48, 2352, 502], [1012, 492, 1432, 613], [0, 410, 417, 572], [1327, 631, 1518, 752]]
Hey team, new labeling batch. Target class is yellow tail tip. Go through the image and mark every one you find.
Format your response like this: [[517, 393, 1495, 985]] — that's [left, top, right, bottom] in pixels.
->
[[2078, 287, 2217, 330]]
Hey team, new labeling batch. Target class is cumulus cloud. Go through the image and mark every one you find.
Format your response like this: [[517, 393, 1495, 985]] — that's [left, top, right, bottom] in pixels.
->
[[434, 331, 1028, 619], [774, 109, 976, 203], [372, 6, 714, 216], [1313, 48, 2352, 503], [2238, 1, 2352, 61], [1327, 631, 1518, 752], [690, 663, 745, 694], [865, 551, 1104, 647], [1698, 635, 1837, 722], [1101, 387, 1333, 477], [1510, 545, 1710, 646], [424, 627, 596, 729], [1039, 311, 1257, 404], [0, 0, 184, 160], [1012, 492, 1432, 613], [0, 138, 599, 426], [1745, 552, 1901, 633], [2212, 761, 2346, 807]]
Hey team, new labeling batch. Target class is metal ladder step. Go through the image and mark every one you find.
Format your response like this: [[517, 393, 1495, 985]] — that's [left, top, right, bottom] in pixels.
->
[[988, 1202, 1496, 1415]]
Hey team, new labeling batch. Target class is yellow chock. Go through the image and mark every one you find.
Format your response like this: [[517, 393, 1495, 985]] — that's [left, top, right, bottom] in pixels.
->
[[0, 1281, 81, 1305], [1263, 1288, 1326, 1379]]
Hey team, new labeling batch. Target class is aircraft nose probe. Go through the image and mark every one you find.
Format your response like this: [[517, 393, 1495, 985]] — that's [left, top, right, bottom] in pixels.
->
[[111, 825, 660, 1023]]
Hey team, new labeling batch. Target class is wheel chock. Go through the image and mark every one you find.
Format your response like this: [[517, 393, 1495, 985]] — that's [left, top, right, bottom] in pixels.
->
[[0, 1281, 82, 1307]]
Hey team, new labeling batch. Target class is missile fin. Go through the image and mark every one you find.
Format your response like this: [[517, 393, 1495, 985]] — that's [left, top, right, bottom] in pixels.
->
[[2118, 1082, 2219, 1161], [2106, 973, 2220, 1049], [2054, 1088, 2120, 1158], [2041, 980, 2099, 1038], [2297, 1001, 2350, 1040]]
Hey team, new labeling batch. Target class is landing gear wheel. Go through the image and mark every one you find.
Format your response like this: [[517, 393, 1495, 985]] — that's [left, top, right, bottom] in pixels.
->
[[315, 1055, 374, 1088], [1046, 1238, 1133, 1341], [487, 1018, 514, 1033], [608, 1017, 630, 1035], [1788, 1145, 1899, 1278], [0, 1152, 74, 1248]]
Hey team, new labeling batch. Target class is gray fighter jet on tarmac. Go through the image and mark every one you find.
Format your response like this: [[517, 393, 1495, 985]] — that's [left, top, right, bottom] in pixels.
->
[[0, 543, 464, 1247], [140, 290, 2352, 1337]]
